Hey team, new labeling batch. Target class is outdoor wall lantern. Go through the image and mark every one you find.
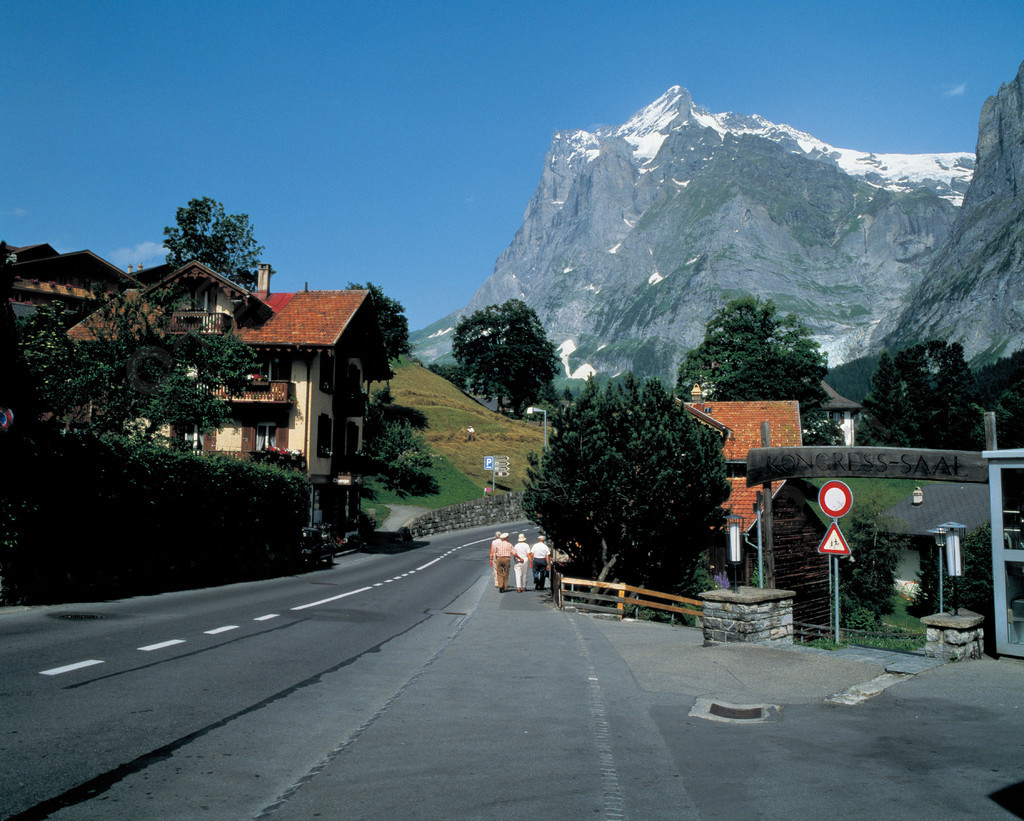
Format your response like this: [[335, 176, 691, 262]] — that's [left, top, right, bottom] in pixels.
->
[[526, 406, 548, 449]]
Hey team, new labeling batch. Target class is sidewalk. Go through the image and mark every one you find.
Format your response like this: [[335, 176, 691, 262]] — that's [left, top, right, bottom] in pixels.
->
[[267, 576, 987, 820]]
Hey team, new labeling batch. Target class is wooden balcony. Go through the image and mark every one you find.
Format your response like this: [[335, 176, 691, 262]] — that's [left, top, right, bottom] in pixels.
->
[[169, 310, 233, 334], [213, 380, 293, 404]]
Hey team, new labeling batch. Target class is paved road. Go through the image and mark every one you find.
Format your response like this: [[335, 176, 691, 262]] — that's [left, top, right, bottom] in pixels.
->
[[3, 522, 1024, 819]]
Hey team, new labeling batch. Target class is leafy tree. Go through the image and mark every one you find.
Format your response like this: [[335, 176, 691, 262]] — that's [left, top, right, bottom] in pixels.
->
[[361, 387, 436, 496], [523, 375, 730, 592], [22, 288, 256, 440], [164, 196, 265, 289], [452, 299, 559, 415], [427, 362, 468, 391], [838, 509, 908, 628], [346, 281, 410, 365], [677, 295, 836, 441], [913, 524, 993, 618]]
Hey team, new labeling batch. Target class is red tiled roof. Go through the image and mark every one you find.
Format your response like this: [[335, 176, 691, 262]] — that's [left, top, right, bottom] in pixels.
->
[[684, 400, 801, 533], [235, 290, 368, 348], [686, 400, 801, 460], [727, 477, 786, 533]]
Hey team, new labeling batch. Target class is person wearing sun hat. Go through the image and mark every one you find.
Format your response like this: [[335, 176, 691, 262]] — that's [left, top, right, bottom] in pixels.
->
[[492, 532, 514, 592], [512, 533, 531, 592]]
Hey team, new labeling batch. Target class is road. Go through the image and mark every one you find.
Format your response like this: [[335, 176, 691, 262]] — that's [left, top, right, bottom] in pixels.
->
[[0, 524, 523, 820], [4, 522, 1024, 820]]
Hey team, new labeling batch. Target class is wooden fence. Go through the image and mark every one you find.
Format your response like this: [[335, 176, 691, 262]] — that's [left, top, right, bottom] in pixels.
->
[[556, 572, 703, 621]]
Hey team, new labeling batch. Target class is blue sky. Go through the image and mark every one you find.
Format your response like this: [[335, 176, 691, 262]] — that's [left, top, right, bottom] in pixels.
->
[[3, 1, 1023, 331]]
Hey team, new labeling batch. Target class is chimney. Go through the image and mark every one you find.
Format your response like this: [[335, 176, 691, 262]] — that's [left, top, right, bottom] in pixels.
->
[[257, 263, 271, 297]]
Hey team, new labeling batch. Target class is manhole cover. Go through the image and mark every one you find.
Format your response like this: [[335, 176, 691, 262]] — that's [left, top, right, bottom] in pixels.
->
[[709, 703, 763, 720], [690, 698, 780, 724]]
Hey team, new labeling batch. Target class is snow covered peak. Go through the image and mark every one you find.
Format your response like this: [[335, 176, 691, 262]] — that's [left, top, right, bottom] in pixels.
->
[[573, 86, 975, 205]]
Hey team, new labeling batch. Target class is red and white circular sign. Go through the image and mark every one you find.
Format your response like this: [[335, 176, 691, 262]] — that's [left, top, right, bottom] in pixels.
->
[[818, 480, 853, 518]]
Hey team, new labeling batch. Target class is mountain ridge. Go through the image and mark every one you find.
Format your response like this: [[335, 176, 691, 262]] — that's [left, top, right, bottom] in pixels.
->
[[413, 82, 991, 385]]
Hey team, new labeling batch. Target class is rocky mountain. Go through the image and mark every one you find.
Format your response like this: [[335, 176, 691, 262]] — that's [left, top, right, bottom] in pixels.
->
[[414, 85, 976, 385], [886, 60, 1024, 365]]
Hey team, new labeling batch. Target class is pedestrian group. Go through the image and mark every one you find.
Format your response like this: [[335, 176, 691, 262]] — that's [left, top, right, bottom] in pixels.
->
[[489, 531, 551, 593]]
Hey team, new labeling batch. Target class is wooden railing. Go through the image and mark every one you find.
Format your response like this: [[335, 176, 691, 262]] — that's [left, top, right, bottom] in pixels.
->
[[169, 310, 232, 334], [212, 380, 291, 403], [557, 575, 704, 620]]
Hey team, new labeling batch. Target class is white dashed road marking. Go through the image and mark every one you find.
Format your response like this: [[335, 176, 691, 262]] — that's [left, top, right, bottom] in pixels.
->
[[204, 625, 239, 635], [138, 640, 186, 652], [35, 538, 485, 677], [290, 586, 373, 611], [40, 660, 104, 676]]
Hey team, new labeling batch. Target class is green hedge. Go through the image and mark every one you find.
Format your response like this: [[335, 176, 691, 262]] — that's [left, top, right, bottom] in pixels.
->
[[1, 432, 308, 604]]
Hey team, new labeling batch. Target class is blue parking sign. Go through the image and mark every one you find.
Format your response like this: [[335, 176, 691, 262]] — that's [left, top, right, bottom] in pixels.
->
[[484, 456, 494, 471]]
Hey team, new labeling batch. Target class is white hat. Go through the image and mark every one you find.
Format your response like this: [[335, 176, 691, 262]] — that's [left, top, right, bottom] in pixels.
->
[[538, 534, 546, 540], [501, 532, 509, 539], [518, 533, 527, 541]]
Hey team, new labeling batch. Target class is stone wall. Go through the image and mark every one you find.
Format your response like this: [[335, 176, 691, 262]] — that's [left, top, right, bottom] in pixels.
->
[[699, 587, 796, 646], [406, 492, 525, 538], [921, 610, 985, 661]]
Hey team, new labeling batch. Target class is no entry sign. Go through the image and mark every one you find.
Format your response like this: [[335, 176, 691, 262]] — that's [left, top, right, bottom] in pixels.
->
[[818, 480, 853, 518]]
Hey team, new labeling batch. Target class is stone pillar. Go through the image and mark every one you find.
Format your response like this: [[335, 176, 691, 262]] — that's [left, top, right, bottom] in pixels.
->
[[920, 610, 985, 661], [699, 587, 796, 646]]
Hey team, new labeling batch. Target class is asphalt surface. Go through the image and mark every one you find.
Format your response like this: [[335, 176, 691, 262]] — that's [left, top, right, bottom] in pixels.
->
[[5, 522, 1024, 820], [261, 563, 1024, 820]]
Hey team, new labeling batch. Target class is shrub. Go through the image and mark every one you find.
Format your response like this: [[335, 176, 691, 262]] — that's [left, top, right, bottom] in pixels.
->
[[1, 431, 308, 604]]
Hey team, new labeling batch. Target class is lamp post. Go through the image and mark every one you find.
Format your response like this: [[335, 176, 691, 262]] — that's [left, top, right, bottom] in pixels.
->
[[526, 406, 548, 449], [927, 525, 946, 614], [930, 522, 966, 614], [726, 514, 744, 589], [941, 521, 966, 615]]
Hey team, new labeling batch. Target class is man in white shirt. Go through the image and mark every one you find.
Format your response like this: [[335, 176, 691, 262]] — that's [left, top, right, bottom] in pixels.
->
[[530, 534, 552, 590]]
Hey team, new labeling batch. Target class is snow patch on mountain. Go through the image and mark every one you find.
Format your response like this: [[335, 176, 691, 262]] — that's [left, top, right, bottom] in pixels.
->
[[570, 86, 974, 205]]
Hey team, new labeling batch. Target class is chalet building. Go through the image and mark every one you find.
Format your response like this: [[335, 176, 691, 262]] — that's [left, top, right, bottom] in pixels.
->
[[821, 382, 861, 446], [684, 393, 830, 626], [6, 243, 138, 318], [70, 261, 390, 531]]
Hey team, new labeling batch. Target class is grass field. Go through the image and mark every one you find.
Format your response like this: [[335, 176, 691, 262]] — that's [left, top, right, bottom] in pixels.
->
[[361, 358, 546, 513]]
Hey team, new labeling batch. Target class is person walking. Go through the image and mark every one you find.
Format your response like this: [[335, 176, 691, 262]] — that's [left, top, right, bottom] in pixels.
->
[[492, 532, 514, 592], [489, 531, 502, 589], [531, 534, 552, 590], [512, 533, 531, 593]]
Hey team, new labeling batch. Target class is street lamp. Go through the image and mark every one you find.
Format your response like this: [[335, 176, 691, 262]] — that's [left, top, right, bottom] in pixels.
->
[[941, 521, 966, 615], [726, 513, 744, 589], [526, 406, 548, 449], [927, 525, 946, 613], [930, 521, 966, 614]]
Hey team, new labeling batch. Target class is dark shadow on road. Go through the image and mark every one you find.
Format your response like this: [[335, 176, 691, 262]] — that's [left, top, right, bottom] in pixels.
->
[[991, 782, 1024, 818]]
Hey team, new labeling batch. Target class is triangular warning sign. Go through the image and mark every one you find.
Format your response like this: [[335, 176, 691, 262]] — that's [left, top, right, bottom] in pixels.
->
[[817, 522, 851, 556]]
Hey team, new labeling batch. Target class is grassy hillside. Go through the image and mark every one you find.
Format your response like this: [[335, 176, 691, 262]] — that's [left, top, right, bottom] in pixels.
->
[[364, 358, 545, 509]]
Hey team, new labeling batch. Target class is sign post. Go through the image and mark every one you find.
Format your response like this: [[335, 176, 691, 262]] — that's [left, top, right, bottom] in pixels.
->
[[817, 481, 853, 643], [486, 456, 510, 494]]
